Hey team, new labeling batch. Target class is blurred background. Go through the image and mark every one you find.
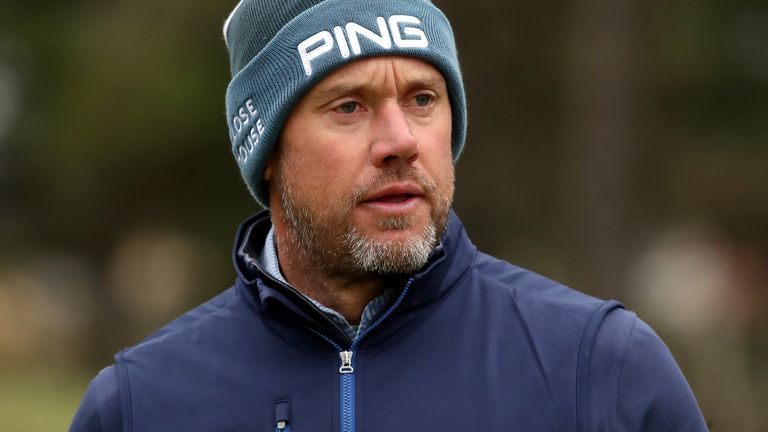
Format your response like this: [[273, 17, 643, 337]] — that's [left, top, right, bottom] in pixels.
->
[[1, 0, 766, 430]]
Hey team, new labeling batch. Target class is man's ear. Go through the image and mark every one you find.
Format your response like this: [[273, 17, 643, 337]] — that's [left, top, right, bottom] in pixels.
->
[[263, 158, 274, 181]]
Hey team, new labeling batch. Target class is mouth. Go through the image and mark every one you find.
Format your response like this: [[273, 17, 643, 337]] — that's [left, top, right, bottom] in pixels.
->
[[369, 193, 417, 204], [357, 183, 426, 214], [360, 183, 424, 204]]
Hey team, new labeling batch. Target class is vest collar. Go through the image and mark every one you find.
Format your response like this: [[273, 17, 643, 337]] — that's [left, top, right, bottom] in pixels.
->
[[231, 209, 477, 339]]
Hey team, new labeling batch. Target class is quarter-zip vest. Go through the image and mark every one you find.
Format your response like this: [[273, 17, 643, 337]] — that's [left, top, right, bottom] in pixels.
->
[[70, 210, 708, 431]]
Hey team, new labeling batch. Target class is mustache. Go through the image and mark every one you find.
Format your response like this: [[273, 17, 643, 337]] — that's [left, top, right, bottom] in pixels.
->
[[349, 165, 440, 204]]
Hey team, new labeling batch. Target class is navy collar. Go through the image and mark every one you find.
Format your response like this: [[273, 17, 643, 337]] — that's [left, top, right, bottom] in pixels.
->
[[231, 209, 477, 342]]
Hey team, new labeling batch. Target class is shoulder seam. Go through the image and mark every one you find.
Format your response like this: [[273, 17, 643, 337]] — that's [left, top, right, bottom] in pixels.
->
[[115, 350, 134, 432], [613, 313, 639, 431], [575, 299, 625, 432]]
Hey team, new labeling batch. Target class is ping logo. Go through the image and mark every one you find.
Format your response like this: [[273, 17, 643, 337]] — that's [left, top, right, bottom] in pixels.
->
[[298, 15, 429, 76]]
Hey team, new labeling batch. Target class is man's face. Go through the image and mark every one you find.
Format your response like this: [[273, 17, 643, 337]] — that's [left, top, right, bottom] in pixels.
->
[[266, 56, 455, 277]]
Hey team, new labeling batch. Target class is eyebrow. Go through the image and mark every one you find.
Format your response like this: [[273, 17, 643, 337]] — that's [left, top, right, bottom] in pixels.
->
[[309, 76, 447, 103], [309, 83, 365, 103]]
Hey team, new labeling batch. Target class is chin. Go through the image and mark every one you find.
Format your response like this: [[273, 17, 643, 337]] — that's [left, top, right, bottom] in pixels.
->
[[345, 220, 438, 275]]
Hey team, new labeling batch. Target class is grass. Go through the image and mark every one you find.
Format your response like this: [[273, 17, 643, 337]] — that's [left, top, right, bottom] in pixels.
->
[[0, 368, 90, 431]]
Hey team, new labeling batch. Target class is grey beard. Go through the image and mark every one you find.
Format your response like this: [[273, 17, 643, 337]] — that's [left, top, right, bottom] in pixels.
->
[[343, 214, 439, 275], [277, 165, 451, 277]]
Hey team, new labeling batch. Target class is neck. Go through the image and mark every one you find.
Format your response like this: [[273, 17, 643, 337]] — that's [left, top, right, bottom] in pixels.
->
[[272, 220, 386, 325]]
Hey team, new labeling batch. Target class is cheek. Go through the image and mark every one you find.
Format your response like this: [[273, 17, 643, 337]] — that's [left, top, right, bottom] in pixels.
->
[[419, 124, 455, 197], [436, 158, 455, 200], [418, 122, 453, 164], [287, 138, 363, 199]]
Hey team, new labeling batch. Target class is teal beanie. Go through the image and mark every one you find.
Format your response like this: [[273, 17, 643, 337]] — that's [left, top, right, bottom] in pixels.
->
[[223, 0, 466, 207]]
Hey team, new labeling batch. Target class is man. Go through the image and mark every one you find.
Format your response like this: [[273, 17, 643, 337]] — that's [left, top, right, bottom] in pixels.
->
[[71, 0, 708, 430]]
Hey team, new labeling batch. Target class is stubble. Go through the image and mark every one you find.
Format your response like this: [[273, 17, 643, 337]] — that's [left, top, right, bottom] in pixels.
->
[[275, 160, 453, 278]]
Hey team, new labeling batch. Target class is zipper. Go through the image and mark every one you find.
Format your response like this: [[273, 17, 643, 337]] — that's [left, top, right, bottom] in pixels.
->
[[307, 278, 415, 432], [339, 351, 354, 374], [339, 351, 355, 432]]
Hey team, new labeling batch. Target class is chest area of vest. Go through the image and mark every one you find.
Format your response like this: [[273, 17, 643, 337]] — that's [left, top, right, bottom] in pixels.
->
[[127, 333, 574, 432]]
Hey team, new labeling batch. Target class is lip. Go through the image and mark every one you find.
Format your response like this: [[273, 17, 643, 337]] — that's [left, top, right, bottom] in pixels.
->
[[357, 182, 426, 215], [360, 182, 424, 203]]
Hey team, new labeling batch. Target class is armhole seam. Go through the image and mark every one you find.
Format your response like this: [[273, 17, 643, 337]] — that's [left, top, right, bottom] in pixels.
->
[[575, 299, 625, 432], [115, 350, 134, 432], [613, 314, 639, 430]]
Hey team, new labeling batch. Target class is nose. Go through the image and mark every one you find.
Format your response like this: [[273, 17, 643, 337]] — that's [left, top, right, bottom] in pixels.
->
[[369, 102, 419, 167]]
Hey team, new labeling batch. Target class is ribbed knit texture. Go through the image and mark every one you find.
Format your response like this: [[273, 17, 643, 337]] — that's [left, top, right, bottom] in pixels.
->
[[224, 0, 467, 207]]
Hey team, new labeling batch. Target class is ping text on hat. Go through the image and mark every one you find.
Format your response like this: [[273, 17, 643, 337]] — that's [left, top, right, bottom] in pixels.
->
[[298, 15, 429, 76]]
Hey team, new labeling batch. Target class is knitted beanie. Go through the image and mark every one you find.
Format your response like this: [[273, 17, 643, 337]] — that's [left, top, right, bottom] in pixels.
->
[[223, 0, 466, 207]]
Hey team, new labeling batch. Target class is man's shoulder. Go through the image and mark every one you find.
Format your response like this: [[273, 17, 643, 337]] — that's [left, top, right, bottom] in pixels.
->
[[122, 285, 254, 359], [470, 250, 608, 321], [458, 251, 634, 372], [465, 251, 707, 429], [68, 285, 265, 431]]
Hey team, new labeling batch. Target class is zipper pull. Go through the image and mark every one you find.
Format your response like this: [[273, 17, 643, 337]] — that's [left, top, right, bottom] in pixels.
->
[[275, 400, 291, 432], [339, 350, 354, 374]]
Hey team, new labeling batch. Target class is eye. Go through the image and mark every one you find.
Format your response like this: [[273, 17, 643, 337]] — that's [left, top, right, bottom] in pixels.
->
[[414, 94, 433, 107], [335, 101, 359, 114]]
